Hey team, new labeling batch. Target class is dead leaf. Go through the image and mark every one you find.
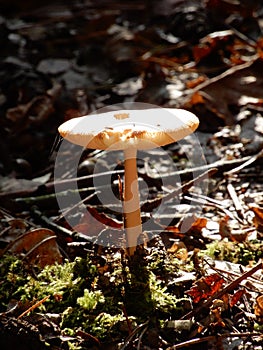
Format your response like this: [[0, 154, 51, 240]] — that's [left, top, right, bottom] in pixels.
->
[[250, 205, 263, 233], [210, 299, 226, 328], [167, 240, 188, 260], [219, 215, 252, 242], [193, 30, 234, 64], [7, 94, 55, 129], [229, 289, 246, 308], [186, 77, 206, 90], [219, 215, 231, 238], [188, 217, 208, 232], [186, 273, 225, 303], [188, 91, 205, 107], [6, 228, 62, 267], [253, 294, 263, 324], [74, 212, 106, 237], [177, 215, 208, 237], [87, 206, 123, 228], [254, 295, 263, 315], [7, 218, 28, 234], [74, 206, 123, 236]]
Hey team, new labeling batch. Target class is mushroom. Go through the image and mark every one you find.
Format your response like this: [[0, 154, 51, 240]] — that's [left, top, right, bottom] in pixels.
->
[[58, 108, 199, 255]]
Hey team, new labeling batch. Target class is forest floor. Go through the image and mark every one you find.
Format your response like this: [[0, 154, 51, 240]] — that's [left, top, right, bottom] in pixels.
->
[[0, 1, 263, 349]]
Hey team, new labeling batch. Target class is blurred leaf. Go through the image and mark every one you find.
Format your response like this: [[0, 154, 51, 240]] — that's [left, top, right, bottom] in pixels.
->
[[0, 176, 38, 193], [193, 30, 234, 64], [206, 0, 261, 22], [250, 205, 263, 233], [229, 289, 246, 307], [186, 76, 206, 89], [7, 92, 56, 130], [254, 294, 263, 322], [37, 58, 71, 75], [188, 57, 263, 127]]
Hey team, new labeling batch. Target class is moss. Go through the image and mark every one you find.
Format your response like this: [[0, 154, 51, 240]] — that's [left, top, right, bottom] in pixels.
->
[[202, 240, 263, 265], [0, 250, 190, 343], [77, 289, 105, 311], [0, 254, 28, 312]]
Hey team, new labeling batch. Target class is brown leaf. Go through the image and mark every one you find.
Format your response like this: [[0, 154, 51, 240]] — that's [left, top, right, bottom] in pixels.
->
[[177, 215, 208, 237], [210, 299, 226, 328], [229, 289, 246, 308], [250, 205, 263, 233], [219, 215, 231, 239], [193, 30, 233, 64], [254, 295, 263, 315], [189, 91, 204, 104], [186, 77, 206, 89], [186, 273, 225, 303], [74, 206, 123, 237], [188, 217, 208, 231], [87, 206, 123, 229], [74, 213, 106, 237], [7, 218, 28, 236], [219, 215, 251, 242], [7, 94, 55, 129], [253, 294, 263, 324], [7, 228, 62, 267], [167, 241, 188, 260]]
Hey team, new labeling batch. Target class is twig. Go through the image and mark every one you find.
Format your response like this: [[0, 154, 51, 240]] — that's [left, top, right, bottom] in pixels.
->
[[0, 169, 125, 201], [184, 194, 244, 223], [122, 304, 133, 335], [227, 183, 244, 219], [167, 332, 262, 349], [160, 156, 251, 180], [31, 206, 91, 241], [141, 168, 217, 212], [137, 324, 148, 350], [224, 148, 263, 176], [120, 321, 149, 350], [203, 258, 263, 291], [181, 261, 263, 320], [14, 186, 106, 207], [0, 155, 252, 203], [167, 335, 218, 349], [17, 295, 50, 319], [190, 59, 257, 95], [53, 169, 124, 188], [54, 190, 99, 222], [189, 192, 227, 207]]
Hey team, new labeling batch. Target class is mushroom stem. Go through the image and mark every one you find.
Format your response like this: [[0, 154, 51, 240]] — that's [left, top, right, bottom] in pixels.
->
[[123, 147, 142, 255]]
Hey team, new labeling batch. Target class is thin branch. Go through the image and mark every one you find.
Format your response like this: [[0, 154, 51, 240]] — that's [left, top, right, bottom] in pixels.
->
[[224, 148, 263, 176], [227, 183, 244, 219], [168, 332, 262, 349], [181, 261, 263, 320], [17, 295, 50, 319], [141, 168, 217, 212]]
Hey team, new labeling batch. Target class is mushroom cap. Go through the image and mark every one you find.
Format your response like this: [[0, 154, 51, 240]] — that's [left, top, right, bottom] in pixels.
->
[[58, 108, 199, 150]]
